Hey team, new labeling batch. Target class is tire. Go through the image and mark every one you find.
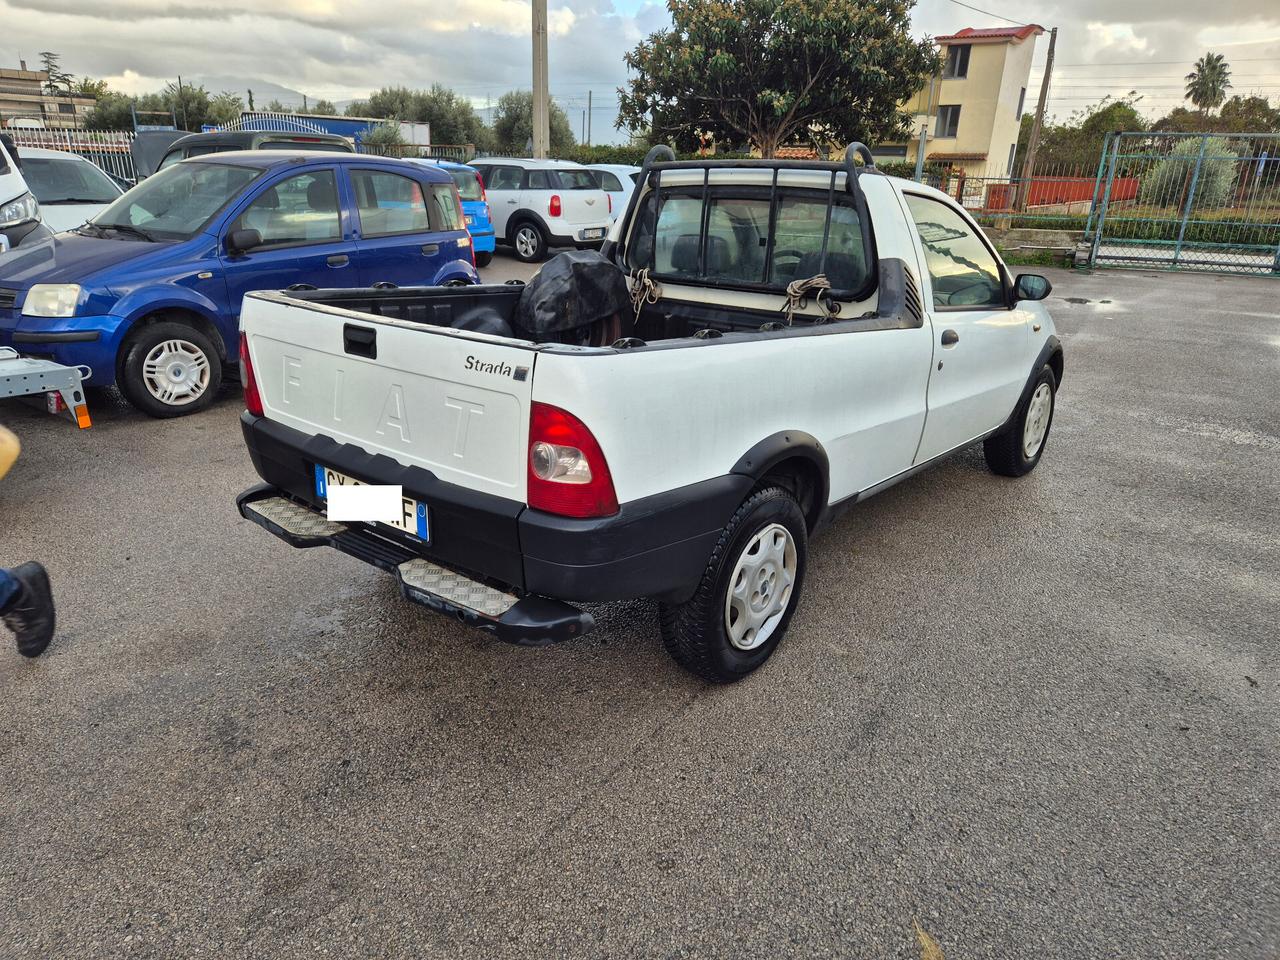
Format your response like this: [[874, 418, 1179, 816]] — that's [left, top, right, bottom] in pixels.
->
[[659, 485, 808, 683], [118, 321, 223, 419], [984, 365, 1057, 477], [474, 251, 493, 268], [510, 221, 548, 263]]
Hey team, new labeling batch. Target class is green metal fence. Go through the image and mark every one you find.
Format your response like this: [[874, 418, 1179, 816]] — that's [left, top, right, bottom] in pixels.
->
[[1088, 132, 1280, 274]]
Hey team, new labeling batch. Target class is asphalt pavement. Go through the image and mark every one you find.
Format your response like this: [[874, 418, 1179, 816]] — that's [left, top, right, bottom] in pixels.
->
[[0, 253, 1276, 959]]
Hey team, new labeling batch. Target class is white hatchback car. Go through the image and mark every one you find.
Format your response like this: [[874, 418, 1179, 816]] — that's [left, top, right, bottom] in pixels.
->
[[469, 157, 611, 262], [585, 164, 641, 222], [19, 146, 123, 233]]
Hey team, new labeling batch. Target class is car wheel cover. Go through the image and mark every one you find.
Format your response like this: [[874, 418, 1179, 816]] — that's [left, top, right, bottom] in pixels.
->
[[142, 338, 211, 406], [515, 226, 539, 258], [1022, 382, 1053, 459], [724, 522, 797, 651]]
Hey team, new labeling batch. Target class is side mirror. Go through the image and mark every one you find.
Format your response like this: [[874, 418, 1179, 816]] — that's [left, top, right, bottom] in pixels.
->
[[1014, 273, 1052, 301], [227, 228, 262, 255]]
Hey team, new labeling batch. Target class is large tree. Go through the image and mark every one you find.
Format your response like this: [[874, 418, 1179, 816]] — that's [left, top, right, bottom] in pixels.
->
[[617, 0, 937, 158], [38, 51, 73, 95], [1015, 94, 1147, 172], [491, 90, 575, 155], [353, 85, 488, 146], [1185, 52, 1231, 115]]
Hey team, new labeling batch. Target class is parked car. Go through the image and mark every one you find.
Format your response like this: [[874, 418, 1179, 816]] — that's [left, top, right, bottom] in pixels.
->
[[0, 135, 53, 252], [585, 164, 640, 222], [468, 157, 611, 262], [234, 144, 1063, 683], [154, 130, 354, 174], [0, 151, 477, 418], [406, 159, 495, 267], [18, 147, 124, 233]]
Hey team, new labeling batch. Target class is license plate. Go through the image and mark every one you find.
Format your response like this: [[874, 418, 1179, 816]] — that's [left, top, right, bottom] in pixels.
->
[[465, 215, 474, 225], [314, 465, 429, 541], [582, 228, 605, 240]]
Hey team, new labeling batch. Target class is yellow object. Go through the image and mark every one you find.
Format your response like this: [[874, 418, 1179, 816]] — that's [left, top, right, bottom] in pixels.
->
[[0, 425, 19, 480]]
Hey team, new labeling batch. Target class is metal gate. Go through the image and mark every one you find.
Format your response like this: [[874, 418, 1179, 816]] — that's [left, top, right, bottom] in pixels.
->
[[1088, 132, 1280, 274]]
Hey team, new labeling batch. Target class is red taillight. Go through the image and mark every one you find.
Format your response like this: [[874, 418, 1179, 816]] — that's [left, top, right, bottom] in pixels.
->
[[477, 172, 488, 203], [239, 332, 263, 416], [527, 402, 618, 518], [549, 194, 561, 218]]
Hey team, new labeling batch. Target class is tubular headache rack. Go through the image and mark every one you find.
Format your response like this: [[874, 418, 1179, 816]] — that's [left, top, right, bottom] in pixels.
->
[[611, 142, 881, 289]]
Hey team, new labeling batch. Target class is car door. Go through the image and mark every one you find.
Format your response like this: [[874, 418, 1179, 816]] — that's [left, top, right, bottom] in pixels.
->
[[219, 166, 353, 323], [483, 164, 523, 238], [901, 190, 1032, 463], [348, 167, 459, 286]]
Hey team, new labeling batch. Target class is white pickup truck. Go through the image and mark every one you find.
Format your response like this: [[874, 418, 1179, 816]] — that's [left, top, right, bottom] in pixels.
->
[[236, 144, 1062, 683]]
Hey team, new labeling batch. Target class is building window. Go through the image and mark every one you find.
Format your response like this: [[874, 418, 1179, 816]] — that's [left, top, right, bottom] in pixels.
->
[[57, 102, 75, 114], [1016, 87, 1027, 119], [942, 44, 971, 79], [935, 105, 961, 138], [1007, 143, 1017, 175]]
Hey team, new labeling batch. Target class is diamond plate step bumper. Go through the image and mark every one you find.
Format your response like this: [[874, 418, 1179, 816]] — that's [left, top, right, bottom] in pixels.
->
[[237, 484, 594, 646]]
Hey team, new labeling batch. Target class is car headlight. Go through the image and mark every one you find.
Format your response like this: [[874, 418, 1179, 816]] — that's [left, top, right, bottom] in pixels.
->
[[22, 284, 82, 318], [0, 191, 39, 228]]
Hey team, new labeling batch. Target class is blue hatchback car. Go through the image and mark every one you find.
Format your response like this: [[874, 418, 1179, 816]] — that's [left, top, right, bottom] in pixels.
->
[[0, 151, 478, 417], [406, 159, 495, 267]]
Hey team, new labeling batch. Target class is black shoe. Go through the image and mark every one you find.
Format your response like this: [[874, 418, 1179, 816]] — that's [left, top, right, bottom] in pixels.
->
[[2, 562, 55, 658]]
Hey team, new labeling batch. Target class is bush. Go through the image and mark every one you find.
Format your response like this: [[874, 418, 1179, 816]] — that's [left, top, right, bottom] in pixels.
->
[[1139, 137, 1239, 209]]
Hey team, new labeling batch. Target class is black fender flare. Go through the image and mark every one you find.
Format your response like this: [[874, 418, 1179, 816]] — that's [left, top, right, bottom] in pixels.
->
[[731, 430, 830, 526], [998, 335, 1063, 434]]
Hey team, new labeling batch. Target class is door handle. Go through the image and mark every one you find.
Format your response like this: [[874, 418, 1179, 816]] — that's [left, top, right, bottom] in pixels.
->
[[420, 243, 439, 256], [507, 199, 518, 204], [327, 254, 349, 267], [940, 329, 960, 347]]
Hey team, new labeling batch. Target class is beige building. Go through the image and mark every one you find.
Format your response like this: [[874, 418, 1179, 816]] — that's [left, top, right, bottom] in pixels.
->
[[875, 25, 1043, 177], [0, 63, 96, 130]]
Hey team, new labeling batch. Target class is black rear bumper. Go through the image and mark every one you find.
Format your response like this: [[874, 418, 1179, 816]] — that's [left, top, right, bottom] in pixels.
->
[[239, 413, 750, 607]]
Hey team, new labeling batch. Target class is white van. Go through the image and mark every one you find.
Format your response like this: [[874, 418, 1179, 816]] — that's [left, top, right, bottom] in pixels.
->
[[0, 135, 50, 252]]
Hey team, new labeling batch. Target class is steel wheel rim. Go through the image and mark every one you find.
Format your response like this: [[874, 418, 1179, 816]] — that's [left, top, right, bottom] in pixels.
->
[[1022, 382, 1053, 459], [724, 522, 797, 651], [142, 338, 211, 406], [515, 227, 538, 259]]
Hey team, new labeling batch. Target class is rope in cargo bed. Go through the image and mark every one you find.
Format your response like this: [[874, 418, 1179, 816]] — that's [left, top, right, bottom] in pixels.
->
[[629, 268, 662, 324], [783, 275, 831, 325]]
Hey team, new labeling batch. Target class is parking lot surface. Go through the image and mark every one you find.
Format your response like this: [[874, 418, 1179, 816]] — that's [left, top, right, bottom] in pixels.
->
[[1, 256, 1276, 959]]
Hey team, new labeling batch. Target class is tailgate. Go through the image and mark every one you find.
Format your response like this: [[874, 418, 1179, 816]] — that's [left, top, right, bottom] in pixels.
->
[[560, 189, 609, 227], [243, 294, 536, 501]]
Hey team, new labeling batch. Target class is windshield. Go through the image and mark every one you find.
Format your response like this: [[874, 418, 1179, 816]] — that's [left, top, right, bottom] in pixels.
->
[[92, 161, 262, 240], [448, 168, 483, 201], [22, 155, 121, 204]]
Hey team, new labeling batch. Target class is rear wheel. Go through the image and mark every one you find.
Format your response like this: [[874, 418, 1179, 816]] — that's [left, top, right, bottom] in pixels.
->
[[475, 251, 493, 268], [118, 321, 222, 418], [511, 221, 548, 263], [659, 486, 808, 683]]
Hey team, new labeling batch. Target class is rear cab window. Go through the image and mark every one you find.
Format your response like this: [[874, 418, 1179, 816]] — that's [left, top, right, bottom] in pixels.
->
[[627, 180, 874, 299]]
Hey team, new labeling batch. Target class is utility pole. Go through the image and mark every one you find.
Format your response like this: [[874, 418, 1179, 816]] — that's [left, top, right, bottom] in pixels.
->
[[531, 0, 550, 158], [587, 90, 592, 146], [176, 75, 188, 130], [1018, 25, 1056, 211], [913, 75, 938, 182]]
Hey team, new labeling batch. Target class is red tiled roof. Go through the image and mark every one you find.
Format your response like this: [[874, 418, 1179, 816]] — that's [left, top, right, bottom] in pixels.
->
[[775, 146, 819, 159], [936, 24, 1043, 44]]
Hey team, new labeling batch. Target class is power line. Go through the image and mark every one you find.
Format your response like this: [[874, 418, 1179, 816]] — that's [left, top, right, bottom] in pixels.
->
[[940, 0, 1027, 26]]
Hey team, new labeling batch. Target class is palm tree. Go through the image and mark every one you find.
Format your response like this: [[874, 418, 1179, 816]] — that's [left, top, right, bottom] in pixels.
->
[[1185, 53, 1232, 115]]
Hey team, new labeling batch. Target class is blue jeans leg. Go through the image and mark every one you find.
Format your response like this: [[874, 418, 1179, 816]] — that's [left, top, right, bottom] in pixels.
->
[[0, 568, 18, 611]]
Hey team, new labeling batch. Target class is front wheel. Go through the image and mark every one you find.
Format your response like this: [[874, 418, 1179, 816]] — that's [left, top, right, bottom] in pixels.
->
[[659, 486, 808, 683], [511, 222, 548, 263], [118, 321, 223, 418], [984, 365, 1056, 476]]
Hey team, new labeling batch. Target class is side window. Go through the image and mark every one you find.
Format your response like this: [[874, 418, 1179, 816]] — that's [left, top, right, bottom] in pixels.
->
[[157, 151, 182, 170], [428, 184, 463, 231], [230, 169, 340, 247], [599, 172, 623, 192], [487, 166, 521, 190], [526, 169, 551, 190], [904, 193, 1004, 308], [351, 169, 429, 237]]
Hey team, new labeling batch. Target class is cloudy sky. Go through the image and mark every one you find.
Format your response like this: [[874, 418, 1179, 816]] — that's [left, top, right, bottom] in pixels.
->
[[2, 0, 1279, 142]]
